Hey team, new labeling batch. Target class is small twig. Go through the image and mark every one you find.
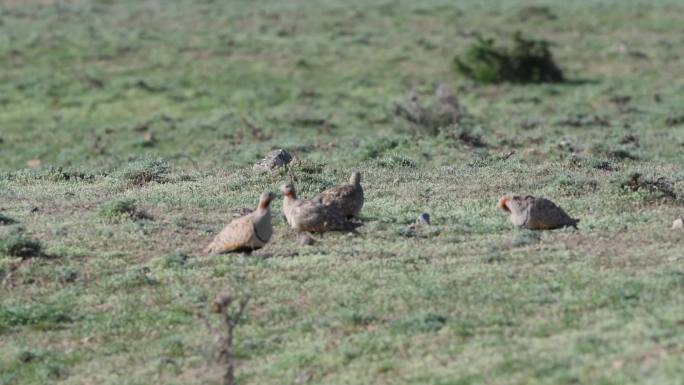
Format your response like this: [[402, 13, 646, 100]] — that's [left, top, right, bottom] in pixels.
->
[[203, 294, 251, 385]]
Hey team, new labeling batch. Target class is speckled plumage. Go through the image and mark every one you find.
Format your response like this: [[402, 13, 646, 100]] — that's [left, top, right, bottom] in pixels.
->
[[315, 172, 364, 218], [498, 194, 578, 230], [281, 183, 357, 233], [204, 192, 274, 254]]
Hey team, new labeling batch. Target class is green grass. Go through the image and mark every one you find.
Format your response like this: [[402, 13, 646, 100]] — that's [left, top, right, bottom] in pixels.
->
[[1, 0, 684, 384]]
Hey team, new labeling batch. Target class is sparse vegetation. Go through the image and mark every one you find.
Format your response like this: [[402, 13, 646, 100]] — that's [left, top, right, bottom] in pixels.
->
[[2, 1, 684, 384]]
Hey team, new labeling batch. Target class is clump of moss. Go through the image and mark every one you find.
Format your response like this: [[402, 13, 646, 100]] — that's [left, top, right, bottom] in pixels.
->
[[0, 234, 43, 259], [454, 32, 564, 84], [98, 198, 150, 222]]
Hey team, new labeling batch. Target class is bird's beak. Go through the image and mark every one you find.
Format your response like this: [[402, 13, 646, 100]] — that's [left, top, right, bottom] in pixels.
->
[[497, 196, 510, 212]]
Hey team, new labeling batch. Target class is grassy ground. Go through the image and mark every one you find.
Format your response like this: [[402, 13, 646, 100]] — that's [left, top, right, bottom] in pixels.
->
[[2, 0, 684, 384]]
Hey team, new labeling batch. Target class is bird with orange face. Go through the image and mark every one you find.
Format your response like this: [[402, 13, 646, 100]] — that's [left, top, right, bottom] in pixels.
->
[[498, 194, 578, 230]]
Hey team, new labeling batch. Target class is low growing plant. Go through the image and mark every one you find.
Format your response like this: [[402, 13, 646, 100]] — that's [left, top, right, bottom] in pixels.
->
[[0, 234, 43, 259], [454, 32, 564, 84]]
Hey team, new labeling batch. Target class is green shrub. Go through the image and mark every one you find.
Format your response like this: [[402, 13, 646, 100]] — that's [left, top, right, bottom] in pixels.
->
[[118, 158, 170, 186], [0, 234, 43, 259], [454, 32, 564, 84], [0, 213, 17, 225], [98, 198, 149, 222], [157, 250, 189, 269], [0, 302, 73, 332]]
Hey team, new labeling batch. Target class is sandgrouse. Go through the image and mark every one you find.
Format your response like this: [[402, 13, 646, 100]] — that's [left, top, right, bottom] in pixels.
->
[[204, 191, 275, 254], [281, 183, 357, 233], [314, 171, 364, 218], [498, 194, 579, 230]]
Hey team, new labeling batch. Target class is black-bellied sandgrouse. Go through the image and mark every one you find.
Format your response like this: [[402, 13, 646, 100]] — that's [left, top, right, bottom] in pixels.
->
[[204, 191, 275, 254], [315, 171, 364, 218], [498, 194, 578, 230], [281, 183, 357, 233]]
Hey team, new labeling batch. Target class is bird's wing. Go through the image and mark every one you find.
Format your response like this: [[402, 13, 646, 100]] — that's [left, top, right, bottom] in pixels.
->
[[205, 215, 255, 253], [530, 198, 576, 229], [290, 198, 354, 232], [316, 185, 354, 206]]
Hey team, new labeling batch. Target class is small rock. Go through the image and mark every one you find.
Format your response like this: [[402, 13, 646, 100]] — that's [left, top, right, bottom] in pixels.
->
[[672, 218, 683, 229], [298, 233, 315, 246], [417, 212, 431, 225], [26, 159, 41, 168], [253, 149, 293, 172]]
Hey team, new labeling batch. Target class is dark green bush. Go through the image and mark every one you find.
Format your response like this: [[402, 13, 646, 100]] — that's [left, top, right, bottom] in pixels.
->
[[0, 213, 17, 225], [454, 32, 564, 84], [0, 234, 43, 259]]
